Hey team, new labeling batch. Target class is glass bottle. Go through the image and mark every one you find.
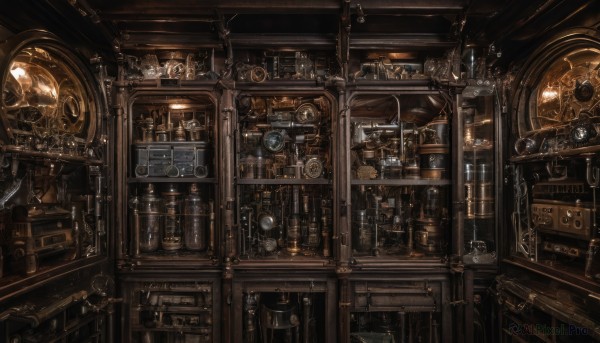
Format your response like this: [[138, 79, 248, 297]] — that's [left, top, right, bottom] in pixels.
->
[[139, 184, 163, 252], [184, 183, 208, 251], [162, 183, 182, 251]]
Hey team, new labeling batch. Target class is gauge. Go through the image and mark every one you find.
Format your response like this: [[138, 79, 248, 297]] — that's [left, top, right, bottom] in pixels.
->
[[574, 80, 594, 102], [194, 165, 208, 178], [262, 130, 285, 152], [295, 103, 320, 123], [258, 213, 276, 231], [304, 157, 323, 178], [250, 66, 267, 83], [165, 165, 180, 177], [135, 165, 148, 177], [570, 123, 595, 144]]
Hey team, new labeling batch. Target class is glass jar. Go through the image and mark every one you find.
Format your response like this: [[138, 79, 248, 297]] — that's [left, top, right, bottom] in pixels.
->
[[184, 183, 208, 251], [139, 184, 163, 252], [162, 183, 182, 251]]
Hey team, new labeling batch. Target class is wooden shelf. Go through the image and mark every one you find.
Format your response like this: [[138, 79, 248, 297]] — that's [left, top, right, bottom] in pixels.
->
[[128, 177, 216, 183], [351, 179, 451, 186], [237, 178, 331, 185]]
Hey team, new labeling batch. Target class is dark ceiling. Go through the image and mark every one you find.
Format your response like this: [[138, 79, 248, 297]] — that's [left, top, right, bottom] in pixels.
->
[[0, 0, 598, 67]]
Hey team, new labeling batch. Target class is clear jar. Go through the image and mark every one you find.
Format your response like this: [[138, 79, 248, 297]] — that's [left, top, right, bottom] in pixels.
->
[[139, 184, 163, 252], [162, 184, 182, 251], [184, 183, 208, 251]]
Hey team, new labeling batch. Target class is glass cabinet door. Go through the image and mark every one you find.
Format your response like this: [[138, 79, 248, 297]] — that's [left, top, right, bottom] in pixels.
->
[[462, 84, 497, 265], [347, 92, 453, 262], [235, 93, 335, 261], [125, 93, 218, 263]]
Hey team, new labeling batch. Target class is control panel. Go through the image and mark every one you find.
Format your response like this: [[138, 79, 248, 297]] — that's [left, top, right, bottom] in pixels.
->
[[531, 201, 594, 239]]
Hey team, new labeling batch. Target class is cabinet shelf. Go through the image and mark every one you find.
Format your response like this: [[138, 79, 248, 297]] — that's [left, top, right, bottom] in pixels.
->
[[504, 257, 600, 294], [0, 256, 105, 303], [510, 145, 600, 163], [347, 79, 432, 90], [131, 142, 212, 147], [1, 145, 103, 165], [237, 178, 331, 185], [128, 177, 216, 183], [464, 144, 493, 153], [136, 305, 212, 313], [131, 325, 212, 334], [118, 79, 218, 89], [236, 80, 325, 90], [351, 179, 451, 186]]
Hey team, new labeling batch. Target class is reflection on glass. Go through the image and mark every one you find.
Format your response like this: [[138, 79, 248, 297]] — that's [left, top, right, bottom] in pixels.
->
[[533, 48, 600, 129], [2, 46, 94, 151]]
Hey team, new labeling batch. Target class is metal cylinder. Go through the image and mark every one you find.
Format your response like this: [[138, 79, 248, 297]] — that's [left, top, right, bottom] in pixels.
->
[[418, 146, 449, 179], [475, 183, 494, 200], [475, 163, 492, 183], [415, 218, 443, 253], [464, 163, 474, 182], [287, 216, 302, 255], [353, 210, 372, 253]]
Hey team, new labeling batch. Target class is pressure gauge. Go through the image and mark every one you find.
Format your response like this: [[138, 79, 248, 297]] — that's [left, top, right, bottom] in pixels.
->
[[295, 103, 320, 123], [304, 157, 323, 178], [571, 125, 590, 143], [258, 213, 276, 231], [262, 130, 285, 152], [570, 123, 595, 144], [165, 165, 180, 177], [250, 66, 267, 83], [574, 80, 594, 102]]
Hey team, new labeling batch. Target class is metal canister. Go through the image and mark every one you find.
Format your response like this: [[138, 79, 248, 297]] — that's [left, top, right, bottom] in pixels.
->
[[475, 183, 494, 200], [418, 146, 449, 179], [474, 200, 494, 218], [421, 116, 449, 146], [466, 200, 476, 218], [475, 163, 492, 183], [415, 218, 443, 253], [240, 156, 257, 179], [287, 216, 301, 255], [353, 210, 372, 253], [464, 163, 474, 182], [465, 183, 475, 201]]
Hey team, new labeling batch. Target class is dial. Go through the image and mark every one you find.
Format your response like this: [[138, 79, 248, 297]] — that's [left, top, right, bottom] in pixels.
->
[[304, 157, 323, 178], [262, 130, 285, 152], [295, 103, 319, 123]]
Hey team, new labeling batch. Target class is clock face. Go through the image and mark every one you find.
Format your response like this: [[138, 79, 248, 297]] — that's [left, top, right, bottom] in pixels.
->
[[533, 48, 600, 130], [304, 158, 323, 178], [262, 130, 285, 152], [259, 213, 276, 231], [2, 46, 97, 147], [295, 103, 319, 123]]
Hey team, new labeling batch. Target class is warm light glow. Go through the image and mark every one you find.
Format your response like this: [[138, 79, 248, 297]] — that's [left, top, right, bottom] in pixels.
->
[[541, 87, 558, 103], [10, 67, 26, 78], [169, 103, 190, 110], [366, 52, 417, 60]]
